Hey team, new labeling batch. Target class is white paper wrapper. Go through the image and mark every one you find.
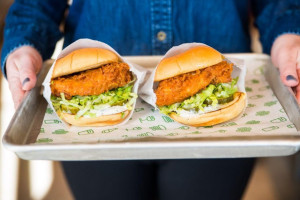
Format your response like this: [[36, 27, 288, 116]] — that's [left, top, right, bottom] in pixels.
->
[[139, 42, 247, 115], [42, 39, 146, 127]]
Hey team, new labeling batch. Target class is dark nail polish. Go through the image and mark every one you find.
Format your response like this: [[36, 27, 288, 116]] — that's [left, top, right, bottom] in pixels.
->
[[22, 77, 30, 86], [286, 75, 297, 81]]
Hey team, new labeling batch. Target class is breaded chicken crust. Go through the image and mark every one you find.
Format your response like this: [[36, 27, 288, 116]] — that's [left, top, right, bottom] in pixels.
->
[[155, 61, 233, 106], [51, 62, 132, 99]]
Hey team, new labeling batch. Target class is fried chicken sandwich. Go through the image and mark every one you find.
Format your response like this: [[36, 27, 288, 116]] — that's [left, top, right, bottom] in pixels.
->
[[50, 48, 137, 126], [154, 45, 246, 126]]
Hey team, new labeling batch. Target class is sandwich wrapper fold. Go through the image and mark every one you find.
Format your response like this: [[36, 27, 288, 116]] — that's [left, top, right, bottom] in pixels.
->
[[139, 43, 247, 118], [42, 39, 146, 127]]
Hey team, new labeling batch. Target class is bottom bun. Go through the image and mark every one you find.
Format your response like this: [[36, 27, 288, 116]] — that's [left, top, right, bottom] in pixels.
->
[[60, 110, 130, 126], [169, 92, 246, 127]]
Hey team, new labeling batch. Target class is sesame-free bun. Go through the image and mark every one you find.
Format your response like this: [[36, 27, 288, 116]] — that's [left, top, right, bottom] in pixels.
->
[[52, 48, 120, 78], [154, 46, 224, 81], [169, 92, 246, 127], [59, 110, 130, 127]]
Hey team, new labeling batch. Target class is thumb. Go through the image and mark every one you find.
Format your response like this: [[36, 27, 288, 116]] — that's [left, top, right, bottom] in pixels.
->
[[278, 60, 299, 87], [19, 63, 37, 91], [271, 34, 300, 87], [14, 52, 42, 91], [271, 46, 299, 87]]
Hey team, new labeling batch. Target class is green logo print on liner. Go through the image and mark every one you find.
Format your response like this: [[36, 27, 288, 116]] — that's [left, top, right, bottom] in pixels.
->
[[149, 125, 167, 131], [215, 130, 227, 133], [279, 108, 285, 113], [178, 126, 190, 130], [256, 111, 270, 116], [52, 129, 68, 134], [245, 87, 253, 92], [137, 132, 154, 137], [78, 129, 94, 135], [102, 128, 118, 134], [249, 95, 264, 100], [44, 119, 62, 124], [134, 108, 144, 112], [264, 101, 277, 107], [262, 126, 279, 132], [270, 117, 287, 123], [46, 108, 54, 114], [139, 116, 155, 123], [287, 124, 295, 128], [236, 127, 252, 132], [166, 132, 179, 136], [247, 104, 256, 108], [246, 120, 260, 124], [254, 66, 264, 75], [162, 116, 174, 123], [246, 79, 260, 85], [126, 127, 142, 131], [36, 138, 53, 143], [258, 86, 270, 91], [40, 128, 45, 133], [221, 122, 237, 127], [189, 131, 201, 134]]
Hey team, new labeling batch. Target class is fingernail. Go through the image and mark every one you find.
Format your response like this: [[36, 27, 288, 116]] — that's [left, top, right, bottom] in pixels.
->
[[286, 75, 297, 81], [22, 77, 30, 86]]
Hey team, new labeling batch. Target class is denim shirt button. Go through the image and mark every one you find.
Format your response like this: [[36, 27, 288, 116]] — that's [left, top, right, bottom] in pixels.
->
[[157, 31, 167, 41]]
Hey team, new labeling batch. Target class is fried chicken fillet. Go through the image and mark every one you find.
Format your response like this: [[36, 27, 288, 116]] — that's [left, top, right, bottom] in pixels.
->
[[155, 61, 233, 106], [51, 62, 132, 99]]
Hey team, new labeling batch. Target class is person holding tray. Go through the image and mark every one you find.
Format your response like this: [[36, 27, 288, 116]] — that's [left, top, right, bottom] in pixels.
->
[[1, 1, 300, 200]]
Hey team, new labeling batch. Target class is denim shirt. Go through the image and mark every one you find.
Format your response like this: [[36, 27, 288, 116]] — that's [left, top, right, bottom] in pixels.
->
[[1, 0, 300, 77]]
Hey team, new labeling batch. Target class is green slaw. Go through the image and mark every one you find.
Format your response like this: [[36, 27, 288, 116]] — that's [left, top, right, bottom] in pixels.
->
[[159, 77, 239, 115], [51, 84, 137, 119]]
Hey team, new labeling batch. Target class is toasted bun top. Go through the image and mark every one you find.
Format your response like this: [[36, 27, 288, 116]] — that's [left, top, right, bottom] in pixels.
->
[[52, 48, 120, 78], [154, 46, 224, 81]]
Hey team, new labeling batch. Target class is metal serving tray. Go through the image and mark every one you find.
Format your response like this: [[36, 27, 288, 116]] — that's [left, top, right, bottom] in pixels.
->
[[2, 54, 300, 160]]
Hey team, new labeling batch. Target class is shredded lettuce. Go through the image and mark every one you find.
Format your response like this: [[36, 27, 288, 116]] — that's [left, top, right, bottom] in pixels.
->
[[51, 84, 137, 118], [159, 77, 239, 115]]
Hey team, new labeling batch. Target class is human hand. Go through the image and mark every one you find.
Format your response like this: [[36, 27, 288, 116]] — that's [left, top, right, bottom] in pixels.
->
[[271, 34, 300, 103], [6, 46, 42, 109]]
